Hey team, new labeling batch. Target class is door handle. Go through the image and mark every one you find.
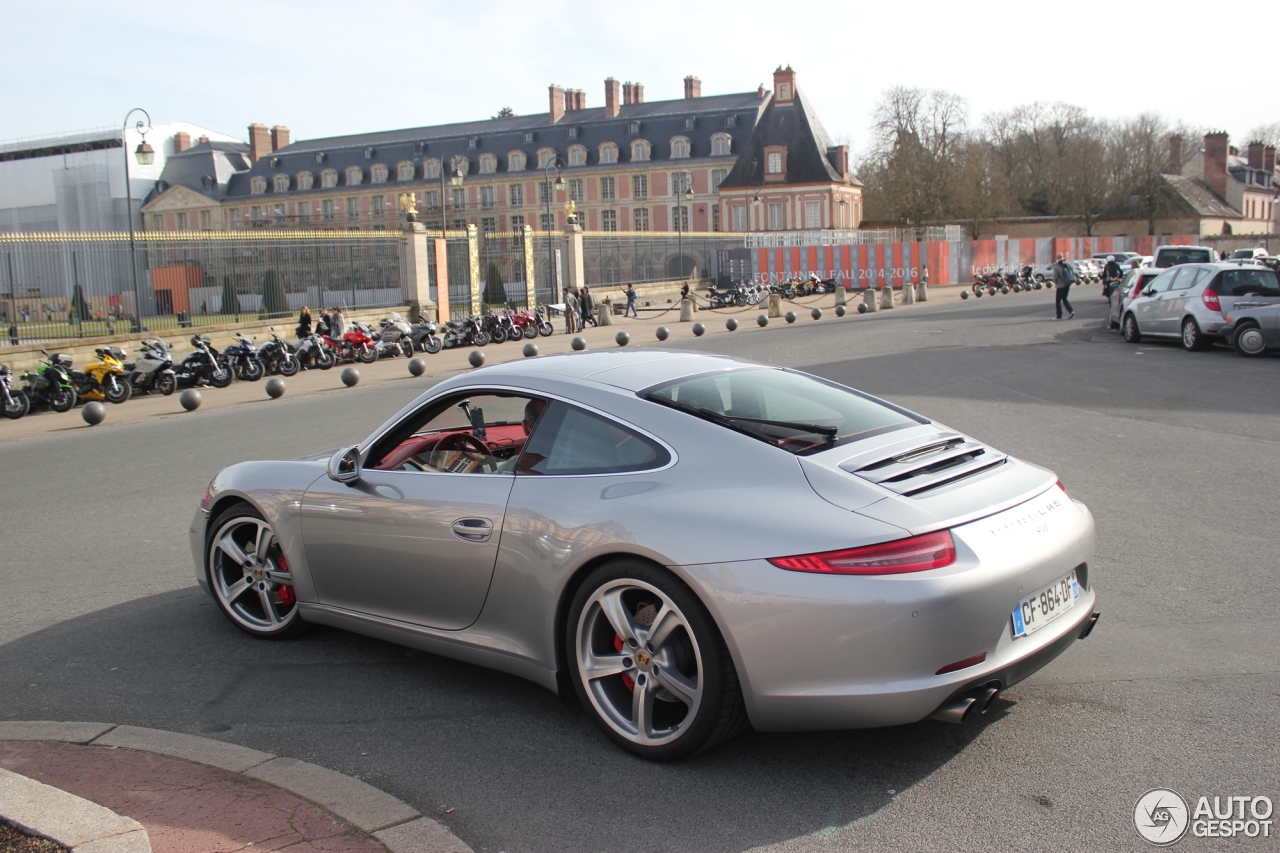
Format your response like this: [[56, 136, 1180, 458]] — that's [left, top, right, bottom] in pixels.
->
[[451, 518, 493, 542]]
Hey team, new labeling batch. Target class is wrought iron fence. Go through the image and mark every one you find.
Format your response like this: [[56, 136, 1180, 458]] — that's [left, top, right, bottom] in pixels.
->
[[1, 230, 406, 345], [580, 232, 749, 289]]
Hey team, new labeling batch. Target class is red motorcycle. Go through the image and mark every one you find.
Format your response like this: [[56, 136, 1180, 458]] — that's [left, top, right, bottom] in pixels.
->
[[509, 307, 554, 338], [323, 324, 378, 364]]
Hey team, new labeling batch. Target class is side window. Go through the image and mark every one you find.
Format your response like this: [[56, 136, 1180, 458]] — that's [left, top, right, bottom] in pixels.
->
[[519, 401, 669, 475], [1168, 268, 1196, 290], [369, 393, 544, 474], [1145, 269, 1177, 294]]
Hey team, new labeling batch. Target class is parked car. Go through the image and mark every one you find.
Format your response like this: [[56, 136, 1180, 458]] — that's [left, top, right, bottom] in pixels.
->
[[1120, 262, 1280, 350], [1091, 252, 1142, 270], [1152, 245, 1216, 268], [1221, 304, 1280, 357], [1109, 266, 1162, 329], [1226, 248, 1270, 263]]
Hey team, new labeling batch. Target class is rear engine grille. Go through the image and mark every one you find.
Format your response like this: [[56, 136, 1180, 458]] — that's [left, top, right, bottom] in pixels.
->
[[841, 434, 1007, 497]]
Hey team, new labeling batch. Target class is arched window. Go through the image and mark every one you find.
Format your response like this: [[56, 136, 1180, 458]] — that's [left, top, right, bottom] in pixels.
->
[[450, 155, 470, 176], [296, 172, 314, 190], [537, 148, 556, 169], [711, 133, 732, 156], [346, 167, 363, 186], [273, 174, 289, 192], [479, 154, 497, 174], [370, 164, 388, 183], [670, 137, 691, 159], [424, 159, 440, 179], [599, 143, 618, 165], [397, 161, 414, 181], [321, 169, 337, 189], [568, 145, 587, 167], [250, 176, 267, 195], [508, 151, 526, 172], [631, 140, 650, 162]]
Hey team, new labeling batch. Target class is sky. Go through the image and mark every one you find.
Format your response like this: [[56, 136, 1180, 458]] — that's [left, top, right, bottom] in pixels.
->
[[0, 0, 1271, 155]]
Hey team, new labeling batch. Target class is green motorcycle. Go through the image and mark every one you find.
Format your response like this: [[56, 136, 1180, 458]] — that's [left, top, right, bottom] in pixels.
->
[[21, 351, 78, 413]]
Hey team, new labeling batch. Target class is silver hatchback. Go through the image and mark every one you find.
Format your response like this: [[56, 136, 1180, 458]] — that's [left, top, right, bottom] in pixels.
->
[[1120, 263, 1280, 351]]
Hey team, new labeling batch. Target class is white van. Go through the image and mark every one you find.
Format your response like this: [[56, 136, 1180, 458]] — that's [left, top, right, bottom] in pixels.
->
[[1152, 245, 1216, 268]]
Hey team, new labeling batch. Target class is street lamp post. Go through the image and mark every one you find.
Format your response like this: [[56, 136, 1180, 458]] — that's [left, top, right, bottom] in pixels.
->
[[677, 175, 694, 284], [122, 108, 155, 333], [541, 157, 566, 303], [439, 158, 465, 236]]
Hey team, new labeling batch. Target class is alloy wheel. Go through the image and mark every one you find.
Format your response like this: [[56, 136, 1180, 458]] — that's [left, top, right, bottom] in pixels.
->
[[208, 514, 299, 635]]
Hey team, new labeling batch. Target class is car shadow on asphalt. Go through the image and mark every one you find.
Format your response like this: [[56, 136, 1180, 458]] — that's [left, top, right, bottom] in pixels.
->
[[0, 589, 1010, 853]]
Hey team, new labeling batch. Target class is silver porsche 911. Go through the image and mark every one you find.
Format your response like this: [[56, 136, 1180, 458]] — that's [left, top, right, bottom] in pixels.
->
[[191, 350, 1099, 760]]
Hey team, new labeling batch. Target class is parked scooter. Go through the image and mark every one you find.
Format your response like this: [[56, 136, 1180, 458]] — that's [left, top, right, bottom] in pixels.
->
[[221, 333, 264, 381], [1, 364, 30, 419], [174, 335, 232, 388], [258, 329, 300, 376], [21, 351, 77, 412], [69, 347, 131, 404], [125, 338, 177, 396]]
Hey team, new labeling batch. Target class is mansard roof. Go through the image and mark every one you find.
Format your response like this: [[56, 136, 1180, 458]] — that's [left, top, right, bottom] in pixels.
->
[[719, 84, 860, 188], [144, 140, 252, 205]]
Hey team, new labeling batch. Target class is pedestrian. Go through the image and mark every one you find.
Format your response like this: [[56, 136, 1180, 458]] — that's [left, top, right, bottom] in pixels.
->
[[331, 306, 345, 339], [680, 282, 691, 301], [317, 307, 332, 337], [7, 322, 16, 346], [580, 285, 595, 325], [564, 288, 579, 334], [623, 285, 639, 318], [298, 305, 312, 338], [1052, 254, 1075, 320]]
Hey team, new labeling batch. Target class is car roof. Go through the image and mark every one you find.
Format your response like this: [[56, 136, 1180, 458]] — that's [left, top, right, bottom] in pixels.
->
[[460, 349, 764, 392]]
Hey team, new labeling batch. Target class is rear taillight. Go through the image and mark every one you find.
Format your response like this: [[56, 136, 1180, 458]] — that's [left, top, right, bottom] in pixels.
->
[[1202, 289, 1221, 312], [936, 652, 986, 675], [769, 530, 956, 575], [1055, 479, 1071, 502]]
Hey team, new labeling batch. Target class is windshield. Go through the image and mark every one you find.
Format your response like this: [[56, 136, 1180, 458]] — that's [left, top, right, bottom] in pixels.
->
[[1156, 247, 1213, 267], [641, 368, 923, 454]]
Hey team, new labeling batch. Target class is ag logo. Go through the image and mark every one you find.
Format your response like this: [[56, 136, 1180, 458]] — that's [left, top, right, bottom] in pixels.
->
[[1135, 789, 1189, 845]]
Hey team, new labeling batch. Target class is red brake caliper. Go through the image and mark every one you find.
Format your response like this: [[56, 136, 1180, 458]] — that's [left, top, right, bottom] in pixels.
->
[[614, 634, 635, 691], [276, 554, 296, 608]]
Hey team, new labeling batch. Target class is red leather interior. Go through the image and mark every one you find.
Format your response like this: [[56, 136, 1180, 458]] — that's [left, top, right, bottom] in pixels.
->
[[375, 424, 527, 470]]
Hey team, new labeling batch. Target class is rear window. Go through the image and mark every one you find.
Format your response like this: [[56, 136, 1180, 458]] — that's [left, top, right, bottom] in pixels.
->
[[642, 368, 922, 455], [1215, 268, 1280, 297], [1156, 247, 1213, 267]]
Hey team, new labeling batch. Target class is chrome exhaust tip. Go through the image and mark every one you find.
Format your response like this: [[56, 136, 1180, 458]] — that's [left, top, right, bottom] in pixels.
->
[[976, 687, 1000, 714], [1079, 611, 1101, 639], [930, 695, 977, 724]]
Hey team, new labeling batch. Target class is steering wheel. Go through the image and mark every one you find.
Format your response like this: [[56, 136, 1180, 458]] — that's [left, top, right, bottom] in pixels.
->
[[434, 432, 495, 473]]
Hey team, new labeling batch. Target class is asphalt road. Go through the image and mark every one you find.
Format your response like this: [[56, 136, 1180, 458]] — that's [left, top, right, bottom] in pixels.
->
[[2, 289, 1277, 852]]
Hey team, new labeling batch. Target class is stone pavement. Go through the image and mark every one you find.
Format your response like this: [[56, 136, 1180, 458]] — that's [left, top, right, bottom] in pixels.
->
[[0, 723, 470, 853]]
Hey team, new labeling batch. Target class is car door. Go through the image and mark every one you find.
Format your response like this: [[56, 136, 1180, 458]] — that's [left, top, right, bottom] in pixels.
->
[[1162, 267, 1209, 334], [301, 461, 515, 631], [1133, 269, 1176, 334]]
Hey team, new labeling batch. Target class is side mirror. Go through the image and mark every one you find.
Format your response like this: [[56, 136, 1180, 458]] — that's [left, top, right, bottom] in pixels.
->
[[328, 446, 361, 484]]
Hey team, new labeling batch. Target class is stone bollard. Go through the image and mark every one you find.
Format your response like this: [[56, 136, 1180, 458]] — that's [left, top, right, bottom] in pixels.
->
[[916, 282, 929, 302], [834, 286, 848, 307], [880, 287, 895, 310], [768, 293, 783, 318], [597, 304, 613, 326], [902, 281, 916, 305], [678, 299, 694, 323], [862, 288, 879, 312]]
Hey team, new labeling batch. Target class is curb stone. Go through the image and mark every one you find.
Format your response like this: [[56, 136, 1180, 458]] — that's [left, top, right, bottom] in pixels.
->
[[0, 722, 472, 853], [0, 767, 151, 852]]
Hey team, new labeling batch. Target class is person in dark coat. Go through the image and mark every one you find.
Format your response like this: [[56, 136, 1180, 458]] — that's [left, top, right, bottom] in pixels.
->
[[1052, 255, 1075, 320], [580, 285, 595, 325], [297, 305, 313, 338]]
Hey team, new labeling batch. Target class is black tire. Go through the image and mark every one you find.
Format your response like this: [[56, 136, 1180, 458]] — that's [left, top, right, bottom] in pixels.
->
[[2, 389, 29, 419], [276, 355, 300, 377], [1122, 313, 1142, 344], [204, 502, 308, 639], [508, 325, 523, 341], [473, 330, 490, 347], [538, 320, 554, 337], [1233, 322, 1268, 357], [492, 326, 508, 344], [209, 366, 233, 388], [400, 339, 414, 358], [50, 387, 76, 413], [316, 348, 335, 370], [356, 345, 377, 364], [422, 335, 442, 354], [734, 293, 747, 307], [242, 359, 264, 381], [1181, 317, 1208, 352], [566, 559, 748, 761], [104, 376, 131, 404], [524, 323, 539, 339], [156, 373, 177, 396]]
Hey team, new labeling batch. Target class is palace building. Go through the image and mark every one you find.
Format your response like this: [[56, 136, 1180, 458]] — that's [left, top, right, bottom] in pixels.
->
[[141, 67, 862, 236]]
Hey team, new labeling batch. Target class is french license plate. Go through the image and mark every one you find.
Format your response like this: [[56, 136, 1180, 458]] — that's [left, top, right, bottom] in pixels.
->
[[1011, 570, 1080, 638]]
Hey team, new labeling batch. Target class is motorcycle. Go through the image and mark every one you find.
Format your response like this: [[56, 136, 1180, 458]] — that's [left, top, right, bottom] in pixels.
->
[[495, 311, 524, 340], [375, 315, 415, 358], [70, 346, 131, 404], [294, 332, 335, 370], [479, 312, 509, 345], [221, 333, 264, 381], [508, 308, 541, 339], [707, 284, 747, 308], [175, 335, 232, 389], [125, 338, 177, 396], [325, 325, 378, 364], [1, 364, 30, 419], [441, 315, 490, 348], [258, 330, 300, 376], [406, 319, 443, 354], [21, 351, 77, 412]]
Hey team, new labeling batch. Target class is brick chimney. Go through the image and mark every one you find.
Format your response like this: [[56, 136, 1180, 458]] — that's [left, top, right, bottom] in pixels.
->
[[1247, 141, 1265, 170], [271, 125, 290, 150], [633, 83, 644, 104], [173, 131, 190, 154], [1266, 146, 1277, 174], [683, 75, 701, 98], [549, 84, 565, 123], [198, 135, 209, 144], [758, 84, 766, 97], [772, 65, 796, 105], [1203, 132, 1229, 199], [622, 82, 634, 105], [575, 89, 587, 110], [604, 78, 621, 118], [1168, 134, 1183, 172], [248, 123, 271, 163], [826, 145, 849, 179]]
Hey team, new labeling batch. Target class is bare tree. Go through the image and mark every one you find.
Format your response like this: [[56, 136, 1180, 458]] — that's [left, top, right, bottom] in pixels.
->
[[1113, 113, 1174, 235], [1246, 120, 1280, 149], [864, 86, 969, 226]]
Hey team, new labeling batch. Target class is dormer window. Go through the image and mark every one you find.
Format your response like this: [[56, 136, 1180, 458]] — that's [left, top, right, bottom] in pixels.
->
[[599, 143, 618, 165], [315, 152, 326, 163], [629, 122, 641, 134], [273, 174, 290, 192], [346, 167, 363, 186], [725, 115, 737, 128], [270, 156, 281, 168], [764, 145, 787, 182], [568, 127, 579, 139], [509, 151, 526, 172], [370, 164, 388, 183], [450, 155, 469, 175], [524, 131, 535, 143], [670, 137, 691, 159], [397, 162, 414, 181], [468, 137, 479, 149], [684, 117, 695, 130], [538, 148, 556, 168], [250, 176, 267, 195], [363, 147, 375, 160], [321, 169, 337, 189], [424, 159, 440, 179], [297, 172, 313, 190], [479, 154, 497, 174], [414, 142, 425, 154], [201, 175, 213, 190], [711, 133, 732, 156], [568, 145, 586, 167], [631, 140, 649, 161]]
